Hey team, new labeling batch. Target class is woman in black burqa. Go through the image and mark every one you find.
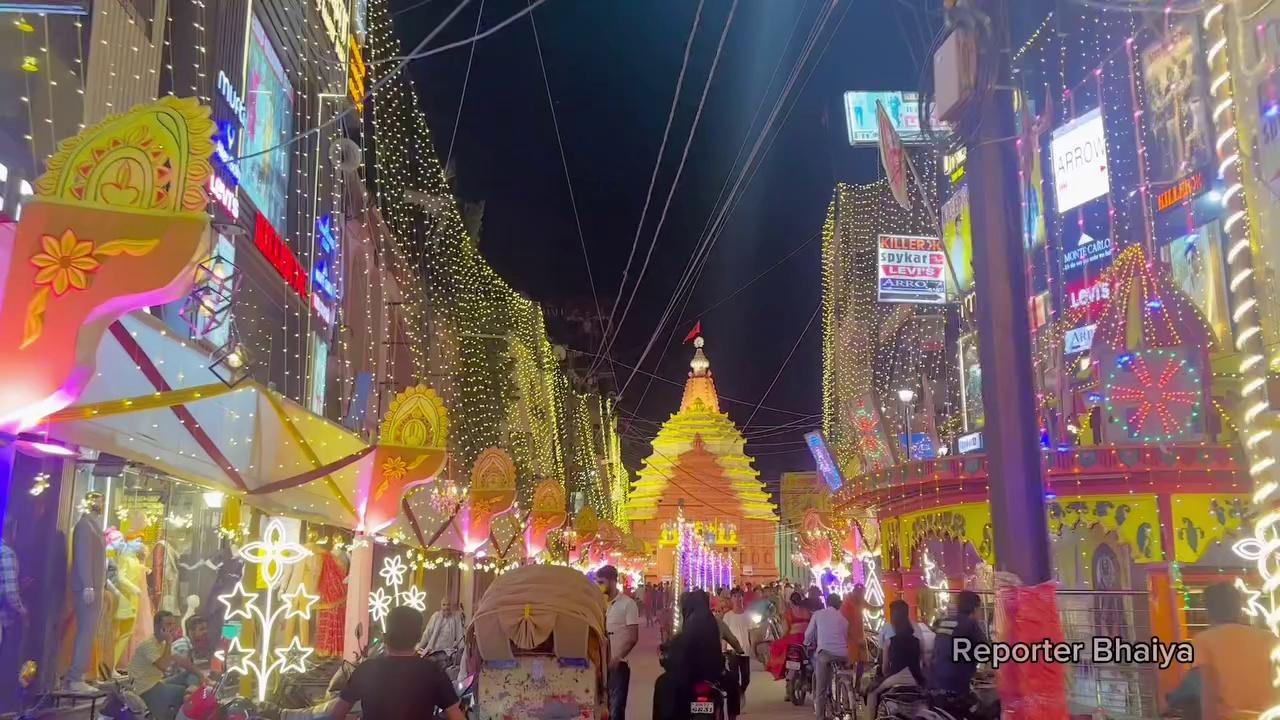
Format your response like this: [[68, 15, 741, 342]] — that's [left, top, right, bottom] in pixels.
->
[[653, 589, 724, 720]]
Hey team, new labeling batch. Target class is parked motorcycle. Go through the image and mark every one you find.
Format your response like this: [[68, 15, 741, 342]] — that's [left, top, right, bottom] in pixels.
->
[[98, 678, 147, 720], [783, 644, 812, 707]]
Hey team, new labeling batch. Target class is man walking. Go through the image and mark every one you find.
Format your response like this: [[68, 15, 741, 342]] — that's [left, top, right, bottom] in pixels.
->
[[417, 598, 464, 655], [721, 589, 754, 707], [597, 565, 638, 720], [804, 593, 849, 720]]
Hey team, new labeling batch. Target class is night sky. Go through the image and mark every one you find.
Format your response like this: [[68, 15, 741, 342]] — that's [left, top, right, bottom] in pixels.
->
[[386, 0, 935, 487]]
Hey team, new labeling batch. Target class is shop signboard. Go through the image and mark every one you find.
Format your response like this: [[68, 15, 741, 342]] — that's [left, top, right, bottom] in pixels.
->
[[898, 433, 936, 460], [1062, 231, 1113, 275], [311, 214, 340, 327], [242, 17, 293, 235], [348, 36, 366, 112], [957, 431, 983, 454], [943, 147, 967, 184], [1064, 323, 1097, 355], [941, 184, 973, 296], [958, 332, 984, 430], [877, 233, 946, 304], [317, 0, 351, 65], [1141, 23, 1213, 185], [1024, 125, 1048, 250], [253, 212, 308, 299], [803, 431, 842, 491], [844, 91, 926, 145], [1155, 169, 1209, 213], [0, 1, 86, 13], [308, 332, 328, 415], [1066, 277, 1111, 312], [1051, 107, 1109, 213]]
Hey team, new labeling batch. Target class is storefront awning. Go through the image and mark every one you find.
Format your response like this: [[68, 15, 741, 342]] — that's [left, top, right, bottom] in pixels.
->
[[45, 312, 372, 527]]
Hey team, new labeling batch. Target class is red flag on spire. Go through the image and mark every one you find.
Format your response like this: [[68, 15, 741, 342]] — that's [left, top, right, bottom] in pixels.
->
[[684, 321, 702, 344]]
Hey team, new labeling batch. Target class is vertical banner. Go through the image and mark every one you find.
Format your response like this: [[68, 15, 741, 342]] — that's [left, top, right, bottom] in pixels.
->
[[878, 100, 912, 209], [878, 234, 947, 304]]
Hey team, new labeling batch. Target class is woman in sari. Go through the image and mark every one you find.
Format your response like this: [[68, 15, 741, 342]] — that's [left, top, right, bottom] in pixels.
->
[[766, 591, 813, 680]]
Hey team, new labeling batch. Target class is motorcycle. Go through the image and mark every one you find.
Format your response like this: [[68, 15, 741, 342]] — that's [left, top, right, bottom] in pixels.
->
[[177, 674, 255, 720], [753, 613, 781, 666], [784, 644, 812, 706], [98, 678, 147, 720], [689, 679, 728, 720]]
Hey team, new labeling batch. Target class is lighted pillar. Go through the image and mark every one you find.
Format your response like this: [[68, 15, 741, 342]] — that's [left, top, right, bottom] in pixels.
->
[[344, 537, 373, 657]]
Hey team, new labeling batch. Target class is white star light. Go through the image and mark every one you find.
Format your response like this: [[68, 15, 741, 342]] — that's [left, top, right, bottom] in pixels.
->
[[282, 584, 320, 620], [218, 582, 256, 621], [221, 637, 255, 676], [379, 554, 408, 587], [274, 636, 314, 674], [401, 585, 427, 611], [369, 587, 393, 628]]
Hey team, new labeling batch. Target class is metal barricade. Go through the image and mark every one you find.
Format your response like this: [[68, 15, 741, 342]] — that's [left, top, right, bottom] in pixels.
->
[[964, 589, 1161, 719]]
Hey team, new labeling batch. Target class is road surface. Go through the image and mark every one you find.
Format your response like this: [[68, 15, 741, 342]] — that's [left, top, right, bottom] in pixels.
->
[[623, 624, 815, 719]]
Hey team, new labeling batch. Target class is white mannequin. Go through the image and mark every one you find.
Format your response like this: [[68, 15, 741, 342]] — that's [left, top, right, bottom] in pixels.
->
[[181, 594, 201, 633]]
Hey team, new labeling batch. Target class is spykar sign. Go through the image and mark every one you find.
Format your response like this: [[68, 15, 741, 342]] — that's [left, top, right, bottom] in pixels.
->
[[878, 233, 946, 304], [1051, 107, 1109, 213]]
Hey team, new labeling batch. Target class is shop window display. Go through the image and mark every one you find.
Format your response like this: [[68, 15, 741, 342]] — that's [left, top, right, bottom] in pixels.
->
[[63, 462, 236, 684]]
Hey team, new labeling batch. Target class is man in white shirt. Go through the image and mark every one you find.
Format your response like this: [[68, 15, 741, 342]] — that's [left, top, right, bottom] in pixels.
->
[[597, 565, 639, 720], [804, 594, 849, 720], [417, 599, 464, 656], [721, 589, 755, 703]]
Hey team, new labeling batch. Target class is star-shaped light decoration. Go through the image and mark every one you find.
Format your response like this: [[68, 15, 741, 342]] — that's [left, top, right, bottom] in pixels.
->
[[1235, 577, 1268, 620], [218, 582, 256, 621], [218, 518, 317, 703], [283, 584, 320, 620], [379, 554, 408, 587], [219, 636, 255, 676], [401, 585, 428, 611], [274, 636, 315, 674], [369, 587, 393, 629]]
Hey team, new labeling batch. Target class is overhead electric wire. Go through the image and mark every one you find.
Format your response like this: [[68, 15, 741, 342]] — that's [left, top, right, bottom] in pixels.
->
[[615, 0, 846, 401], [592, 0, 740, 377], [589, 0, 707, 377], [527, 0, 610, 377], [442, 0, 486, 170], [232, 0, 549, 164], [684, 229, 820, 322], [742, 303, 820, 429]]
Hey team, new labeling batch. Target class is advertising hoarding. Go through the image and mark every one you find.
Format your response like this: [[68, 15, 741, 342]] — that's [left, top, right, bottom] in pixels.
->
[[1141, 23, 1212, 184], [1064, 324, 1097, 355], [803, 431, 842, 491], [878, 234, 946, 304], [941, 184, 973, 296], [845, 91, 925, 145], [243, 16, 293, 235], [1160, 224, 1231, 344], [1051, 107, 1109, 212], [958, 332, 984, 430]]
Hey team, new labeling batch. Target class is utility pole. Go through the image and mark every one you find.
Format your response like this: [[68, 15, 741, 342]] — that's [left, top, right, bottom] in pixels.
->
[[961, 0, 1052, 584]]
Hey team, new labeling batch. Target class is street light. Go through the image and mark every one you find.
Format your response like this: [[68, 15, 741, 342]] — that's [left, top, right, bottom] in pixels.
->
[[897, 388, 916, 458]]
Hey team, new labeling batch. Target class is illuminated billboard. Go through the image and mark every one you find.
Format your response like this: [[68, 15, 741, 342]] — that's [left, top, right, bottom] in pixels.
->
[[844, 91, 927, 145], [1051, 107, 1109, 212], [243, 16, 294, 235]]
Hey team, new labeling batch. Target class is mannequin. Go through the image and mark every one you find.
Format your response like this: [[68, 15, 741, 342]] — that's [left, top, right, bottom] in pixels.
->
[[64, 491, 106, 693], [151, 539, 179, 613], [314, 545, 348, 658], [281, 531, 324, 645], [180, 595, 201, 635], [124, 536, 154, 664], [94, 557, 123, 681], [112, 539, 146, 668]]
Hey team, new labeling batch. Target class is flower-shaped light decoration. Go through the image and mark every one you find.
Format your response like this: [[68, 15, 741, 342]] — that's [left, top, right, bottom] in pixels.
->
[[401, 586, 428, 612], [369, 587, 393, 630], [216, 518, 316, 702], [379, 554, 408, 587]]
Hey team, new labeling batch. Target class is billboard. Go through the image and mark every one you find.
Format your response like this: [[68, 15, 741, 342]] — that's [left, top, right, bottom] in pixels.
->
[[1161, 224, 1231, 344], [804, 431, 842, 491], [1141, 23, 1212, 184], [1051, 107, 1109, 212], [878, 234, 946, 304], [941, 184, 973, 296], [243, 16, 293, 236], [845, 91, 926, 145]]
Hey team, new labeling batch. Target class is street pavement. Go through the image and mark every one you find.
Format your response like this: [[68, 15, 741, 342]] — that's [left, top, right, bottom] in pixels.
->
[[624, 622, 815, 720]]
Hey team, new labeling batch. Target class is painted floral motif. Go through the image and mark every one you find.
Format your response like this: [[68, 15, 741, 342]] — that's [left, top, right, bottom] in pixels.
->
[[21, 229, 158, 349]]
